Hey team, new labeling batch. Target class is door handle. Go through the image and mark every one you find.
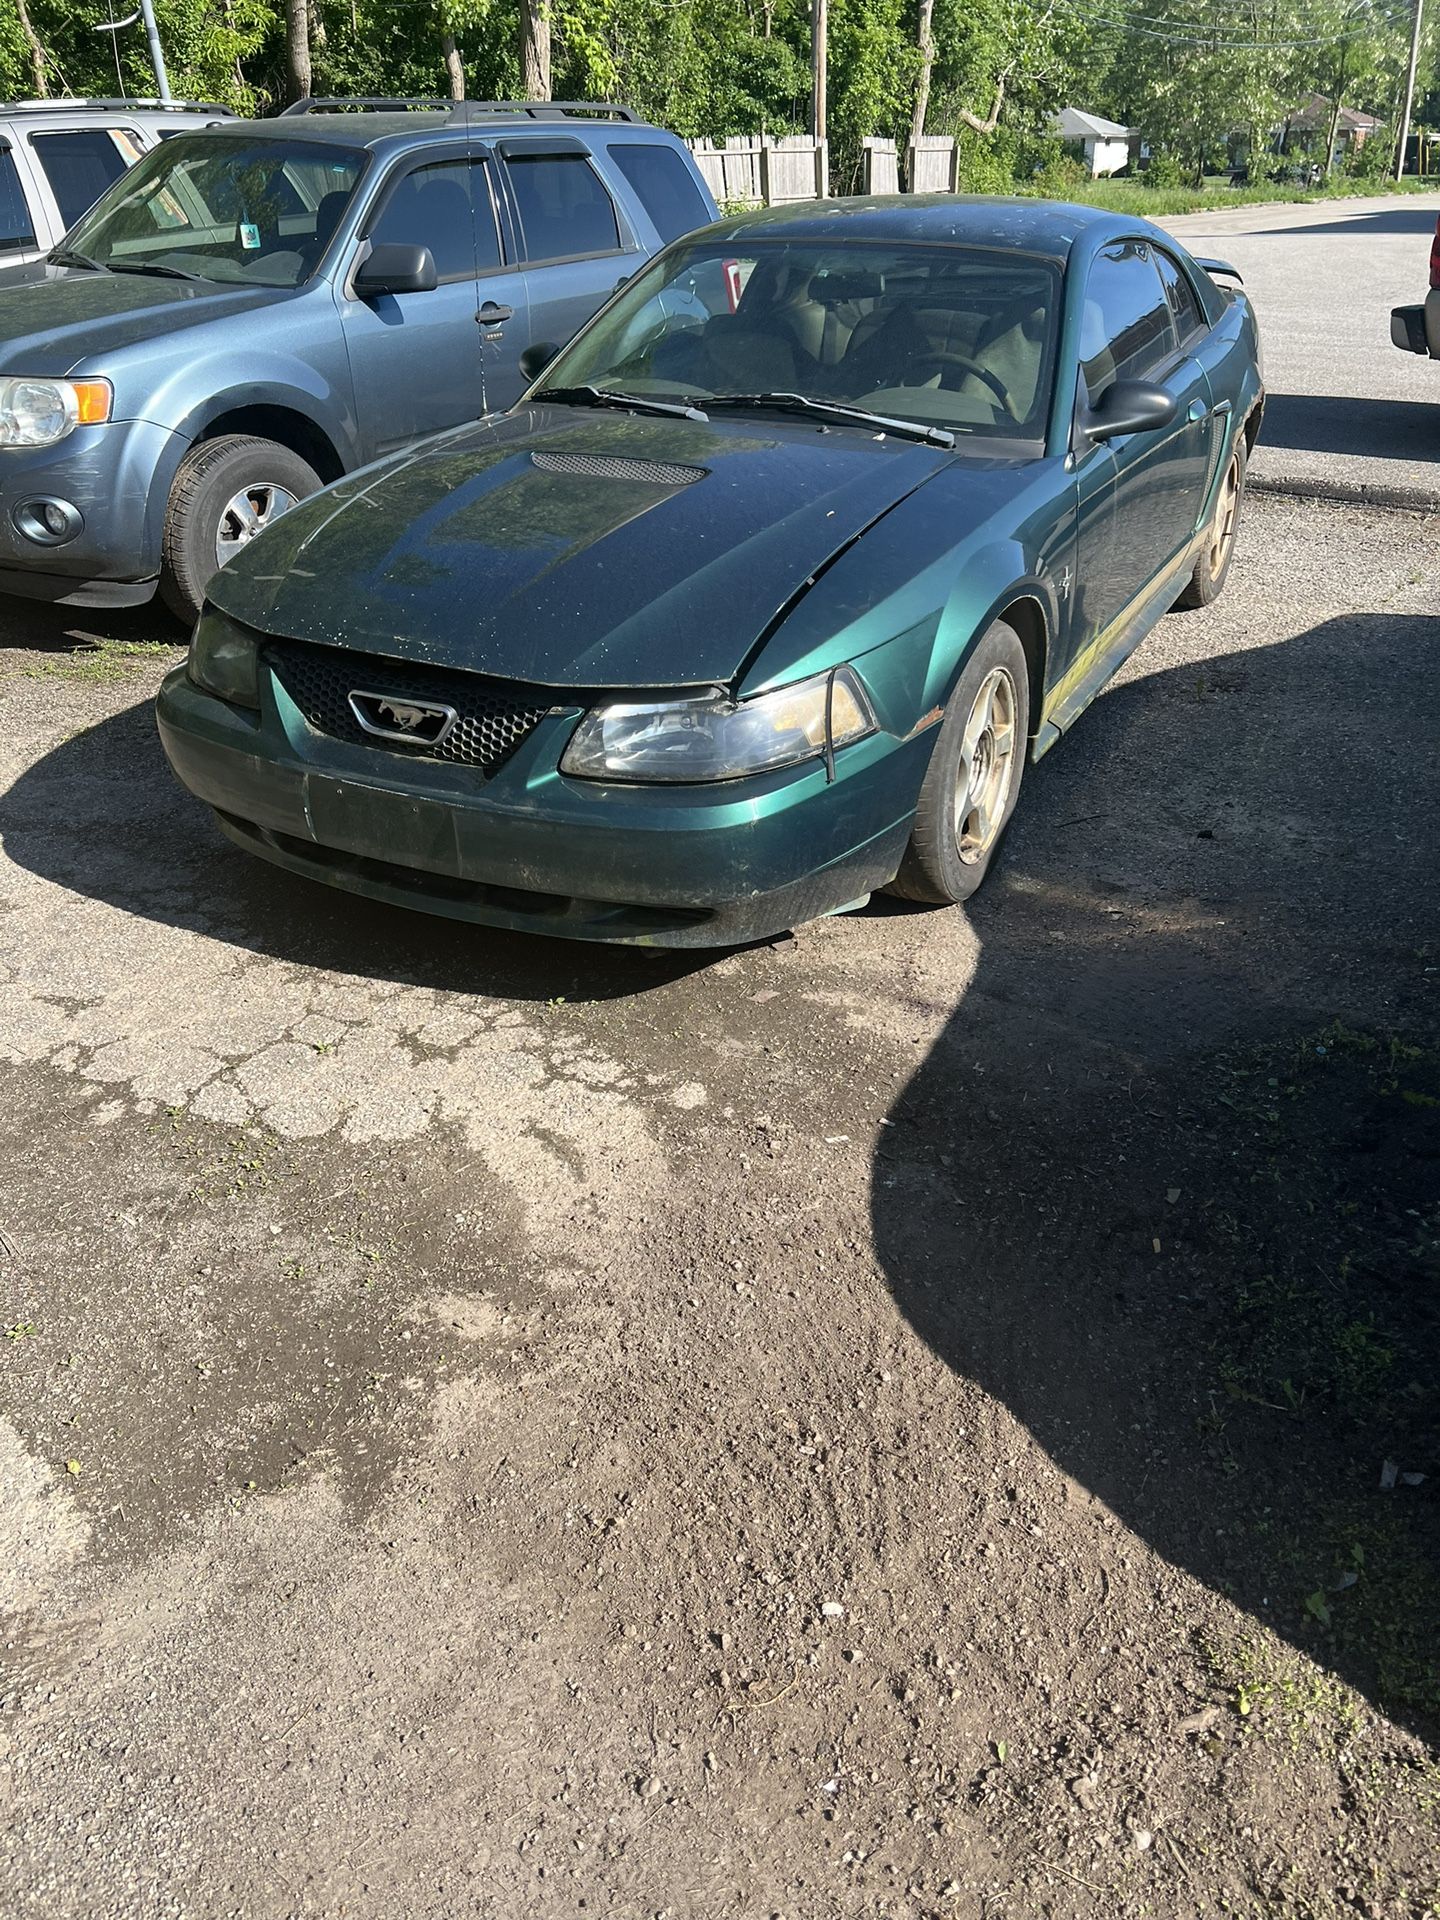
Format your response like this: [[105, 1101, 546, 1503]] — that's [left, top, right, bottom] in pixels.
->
[[1187, 399, 1207, 422], [476, 301, 513, 325]]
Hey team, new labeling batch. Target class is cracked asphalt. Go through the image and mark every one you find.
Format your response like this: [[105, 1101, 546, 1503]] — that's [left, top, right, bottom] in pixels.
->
[[0, 482, 1436, 1918]]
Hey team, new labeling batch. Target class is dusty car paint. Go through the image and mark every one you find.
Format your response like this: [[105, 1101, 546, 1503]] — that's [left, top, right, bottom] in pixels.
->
[[158, 197, 1264, 947]]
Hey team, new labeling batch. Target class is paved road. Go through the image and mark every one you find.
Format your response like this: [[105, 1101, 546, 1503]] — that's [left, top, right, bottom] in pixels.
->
[[1163, 191, 1440, 505]]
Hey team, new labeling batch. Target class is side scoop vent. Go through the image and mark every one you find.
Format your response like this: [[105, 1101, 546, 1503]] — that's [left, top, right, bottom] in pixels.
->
[[530, 450, 705, 487]]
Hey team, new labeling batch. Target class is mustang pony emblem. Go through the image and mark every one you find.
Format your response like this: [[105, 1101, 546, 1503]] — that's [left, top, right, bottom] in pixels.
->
[[348, 688, 459, 748]]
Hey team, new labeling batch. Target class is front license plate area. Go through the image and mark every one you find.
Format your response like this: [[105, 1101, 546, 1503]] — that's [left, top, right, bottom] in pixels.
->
[[303, 776, 461, 878]]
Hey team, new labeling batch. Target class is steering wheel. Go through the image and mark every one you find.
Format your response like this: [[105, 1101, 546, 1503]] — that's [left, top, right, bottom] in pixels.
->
[[912, 349, 1017, 420]]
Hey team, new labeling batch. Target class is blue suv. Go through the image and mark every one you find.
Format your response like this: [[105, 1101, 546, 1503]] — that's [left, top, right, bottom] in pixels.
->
[[0, 99, 717, 622]]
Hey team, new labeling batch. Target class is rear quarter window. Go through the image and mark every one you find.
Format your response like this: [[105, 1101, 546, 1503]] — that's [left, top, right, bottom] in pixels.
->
[[608, 143, 713, 244]]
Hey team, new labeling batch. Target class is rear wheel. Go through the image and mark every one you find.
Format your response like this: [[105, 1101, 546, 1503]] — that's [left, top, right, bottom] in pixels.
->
[[160, 434, 321, 626], [885, 618, 1030, 905], [1175, 437, 1246, 610]]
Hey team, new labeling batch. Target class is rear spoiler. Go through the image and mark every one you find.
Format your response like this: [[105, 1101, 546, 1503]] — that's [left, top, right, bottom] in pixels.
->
[[1194, 256, 1243, 284]]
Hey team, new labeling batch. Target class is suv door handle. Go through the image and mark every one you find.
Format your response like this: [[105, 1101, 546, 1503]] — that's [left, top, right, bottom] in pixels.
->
[[477, 301, 513, 325]]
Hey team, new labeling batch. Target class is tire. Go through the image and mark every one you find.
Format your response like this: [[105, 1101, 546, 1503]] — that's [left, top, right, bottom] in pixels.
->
[[160, 434, 321, 626], [885, 618, 1030, 906], [1174, 435, 1247, 611]]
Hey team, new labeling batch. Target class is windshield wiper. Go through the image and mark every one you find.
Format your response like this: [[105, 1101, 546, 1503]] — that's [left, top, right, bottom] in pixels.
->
[[47, 246, 107, 273], [109, 260, 204, 282], [539, 385, 709, 423], [705, 391, 955, 449]]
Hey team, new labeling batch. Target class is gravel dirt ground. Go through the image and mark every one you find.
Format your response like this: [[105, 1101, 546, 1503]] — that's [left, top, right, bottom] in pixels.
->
[[0, 486, 1436, 1919]]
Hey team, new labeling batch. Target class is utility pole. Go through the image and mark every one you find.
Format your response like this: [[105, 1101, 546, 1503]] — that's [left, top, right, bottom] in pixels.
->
[[138, 0, 172, 99], [811, 0, 826, 143], [1396, 0, 1424, 180]]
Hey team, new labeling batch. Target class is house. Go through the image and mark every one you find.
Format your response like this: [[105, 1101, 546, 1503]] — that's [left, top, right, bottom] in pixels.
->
[[1051, 108, 1135, 178], [1277, 93, 1382, 168]]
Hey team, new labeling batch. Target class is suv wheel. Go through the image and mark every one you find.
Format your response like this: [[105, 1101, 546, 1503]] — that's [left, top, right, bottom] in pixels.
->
[[161, 434, 321, 626]]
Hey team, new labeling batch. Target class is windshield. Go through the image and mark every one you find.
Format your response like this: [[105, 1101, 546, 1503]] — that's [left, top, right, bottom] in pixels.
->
[[535, 238, 1062, 444], [64, 134, 366, 290]]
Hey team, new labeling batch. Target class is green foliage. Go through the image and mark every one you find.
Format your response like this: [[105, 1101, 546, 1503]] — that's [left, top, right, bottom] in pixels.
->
[[0, 0, 1432, 198]]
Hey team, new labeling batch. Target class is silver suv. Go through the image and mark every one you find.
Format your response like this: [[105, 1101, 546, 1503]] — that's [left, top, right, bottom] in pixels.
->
[[0, 97, 233, 271]]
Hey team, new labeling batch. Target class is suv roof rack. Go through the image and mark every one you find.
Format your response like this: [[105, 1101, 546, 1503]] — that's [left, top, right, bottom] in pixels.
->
[[0, 96, 233, 115], [280, 95, 639, 122]]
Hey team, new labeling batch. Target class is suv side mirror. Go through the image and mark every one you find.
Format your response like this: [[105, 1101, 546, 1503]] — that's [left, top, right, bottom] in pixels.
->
[[353, 242, 437, 299], [1082, 378, 1178, 443], [520, 341, 560, 383]]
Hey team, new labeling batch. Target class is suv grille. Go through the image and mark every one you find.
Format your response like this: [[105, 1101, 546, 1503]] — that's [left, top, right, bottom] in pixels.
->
[[266, 637, 553, 774]]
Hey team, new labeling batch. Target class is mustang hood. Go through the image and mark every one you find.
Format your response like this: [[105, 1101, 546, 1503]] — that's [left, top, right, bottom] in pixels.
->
[[206, 407, 957, 688]]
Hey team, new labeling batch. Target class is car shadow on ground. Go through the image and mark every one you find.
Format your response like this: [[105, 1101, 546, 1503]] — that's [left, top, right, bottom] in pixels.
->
[[1217, 203, 1440, 241], [873, 608, 1440, 1744], [1262, 391, 1440, 464], [0, 698, 711, 1003], [0, 597, 179, 655]]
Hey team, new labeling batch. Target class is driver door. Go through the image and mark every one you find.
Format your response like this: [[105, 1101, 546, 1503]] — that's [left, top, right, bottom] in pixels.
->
[[339, 146, 529, 464], [1060, 240, 1212, 716]]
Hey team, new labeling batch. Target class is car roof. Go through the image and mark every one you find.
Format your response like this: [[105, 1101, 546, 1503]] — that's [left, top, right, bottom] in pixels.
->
[[187, 108, 669, 158], [703, 194, 1162, 260]]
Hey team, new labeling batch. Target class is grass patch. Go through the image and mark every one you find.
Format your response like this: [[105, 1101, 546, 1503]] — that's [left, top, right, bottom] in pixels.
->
[[1020, 175, 1440, 218], [11, 639, 176, 684]]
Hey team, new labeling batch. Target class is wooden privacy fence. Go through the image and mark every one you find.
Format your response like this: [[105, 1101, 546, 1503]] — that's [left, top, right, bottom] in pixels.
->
[[685, 136, 830, 207], [689, 133, 974, 206]]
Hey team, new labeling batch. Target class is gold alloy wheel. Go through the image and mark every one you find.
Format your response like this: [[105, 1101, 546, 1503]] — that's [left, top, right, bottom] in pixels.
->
[[1208, 448, 1242, 575], [954, 664, 1019, 865]]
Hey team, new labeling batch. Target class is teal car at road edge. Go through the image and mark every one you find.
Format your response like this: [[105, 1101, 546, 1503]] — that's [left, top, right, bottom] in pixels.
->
[[156, 195, 1264, 947]]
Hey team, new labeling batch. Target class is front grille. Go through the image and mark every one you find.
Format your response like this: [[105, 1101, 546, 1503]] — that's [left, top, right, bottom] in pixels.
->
[[266, 638, 552, 774], [530, 450, 704, 487]]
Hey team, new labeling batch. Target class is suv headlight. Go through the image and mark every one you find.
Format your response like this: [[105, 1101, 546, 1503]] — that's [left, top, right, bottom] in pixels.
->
[[0, 377, 112, 448], [560, 667, 876, 783]]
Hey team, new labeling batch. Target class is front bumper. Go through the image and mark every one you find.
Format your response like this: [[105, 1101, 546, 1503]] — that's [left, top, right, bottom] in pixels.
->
[[155, 665, 925, 948], [1391, 290, 1440, 358], [0, 417, 182, 598]]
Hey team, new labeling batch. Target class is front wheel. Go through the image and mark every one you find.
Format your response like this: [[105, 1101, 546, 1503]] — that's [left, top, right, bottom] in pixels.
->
[[885, 618, 1030, 906], [160, 434, 321, 626], [1174, 436, 1246, 611]]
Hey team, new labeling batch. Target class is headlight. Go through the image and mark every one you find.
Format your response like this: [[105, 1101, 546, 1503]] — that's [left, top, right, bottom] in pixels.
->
[[560, 667, 876, 783], [188, 610, 260, 709], [0, 376, 111, 448]]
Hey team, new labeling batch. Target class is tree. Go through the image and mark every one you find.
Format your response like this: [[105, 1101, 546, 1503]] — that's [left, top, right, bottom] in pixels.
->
[[521, 0, 550, 97], [284, 0, 311, 102]]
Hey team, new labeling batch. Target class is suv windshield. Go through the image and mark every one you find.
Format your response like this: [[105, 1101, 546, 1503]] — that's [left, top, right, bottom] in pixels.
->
[[64, 134, 366, 290], [535, 237, 1062, 444]]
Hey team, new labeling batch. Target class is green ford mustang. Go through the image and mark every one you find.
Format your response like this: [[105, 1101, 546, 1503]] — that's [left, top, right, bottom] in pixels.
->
[[157, 196, 1263, 947]]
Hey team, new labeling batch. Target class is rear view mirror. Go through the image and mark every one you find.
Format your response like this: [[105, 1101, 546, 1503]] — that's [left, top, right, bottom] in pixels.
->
[[1082, 379, 1178, 443], [520, 341, 560, 382], [353, 242, 437, 299]]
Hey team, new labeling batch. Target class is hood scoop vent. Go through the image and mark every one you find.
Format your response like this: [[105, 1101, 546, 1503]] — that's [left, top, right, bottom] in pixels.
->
[[530, 450, 705, 487]]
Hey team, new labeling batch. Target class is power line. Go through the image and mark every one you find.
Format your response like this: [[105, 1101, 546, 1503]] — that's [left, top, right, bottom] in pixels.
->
[[1047, 0, 1414, 42]]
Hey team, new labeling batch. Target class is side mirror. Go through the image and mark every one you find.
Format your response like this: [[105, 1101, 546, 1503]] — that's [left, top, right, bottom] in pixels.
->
[[520, 341, 560, 383], [1082, 378, 1178, 443], [353, 242, 437, 299]]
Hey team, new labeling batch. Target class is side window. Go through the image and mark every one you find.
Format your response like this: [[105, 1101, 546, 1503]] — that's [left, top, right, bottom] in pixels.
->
[[507, 153, 620, 263], [1077, 241, 1176, 407], [367, 158, 502, 280], [30, 129, 131, 230], [1153, 247, 1205, 343], [608, 143, 712, 244], [0, 145, 36, 250]]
